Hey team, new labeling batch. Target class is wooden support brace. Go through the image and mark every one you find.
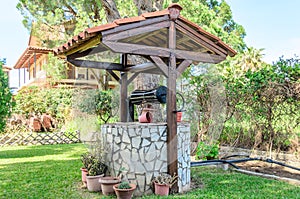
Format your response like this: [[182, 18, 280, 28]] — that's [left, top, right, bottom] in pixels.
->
[[150, 56, 169, 77]]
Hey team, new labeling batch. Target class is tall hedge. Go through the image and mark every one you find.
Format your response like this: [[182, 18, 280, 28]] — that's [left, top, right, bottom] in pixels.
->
[[0, 61, 12, 132]]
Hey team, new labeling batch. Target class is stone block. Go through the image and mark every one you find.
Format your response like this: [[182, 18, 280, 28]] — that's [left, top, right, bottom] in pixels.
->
[[141, 128, 150, 138], [151, 132, 160, 142], [132, 137, 141, 149], [145, 150, 157, 162], [112, 128, 118, 136], [120, 149, 131, 160], [135, 162, 146, 173], [128, 128, 136, 137], [144, 161, 154, 171], [154, 159, 163, 171], [142, 138, 151, 147], [114, 136, 121, 144], [155, 141, 164, 150], [131, 149, 139, 162], [122, 133, 130, 144]]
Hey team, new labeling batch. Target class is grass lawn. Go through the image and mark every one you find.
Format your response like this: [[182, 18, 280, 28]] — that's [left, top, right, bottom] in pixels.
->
[[0, 143, 299, 199]]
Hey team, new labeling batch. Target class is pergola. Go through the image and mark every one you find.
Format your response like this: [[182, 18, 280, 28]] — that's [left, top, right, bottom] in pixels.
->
[[56, 3, 236, 186]]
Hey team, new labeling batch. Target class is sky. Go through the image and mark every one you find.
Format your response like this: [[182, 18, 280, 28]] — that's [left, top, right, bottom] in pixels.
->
[[1, 0, 300, 88]]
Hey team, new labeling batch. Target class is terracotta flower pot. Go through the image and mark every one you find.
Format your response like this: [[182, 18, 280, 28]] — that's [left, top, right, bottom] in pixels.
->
[[154, 182, 170, 196], [113, 183, 136, 199], [80, 168, 88, 186], [99, 176, 121, 195], [138, 111, 153, 123], [86, 175, 103, 192], [176, 112, 182, 122]]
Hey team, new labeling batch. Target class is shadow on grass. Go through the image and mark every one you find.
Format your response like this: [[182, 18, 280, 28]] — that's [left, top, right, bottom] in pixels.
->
[[0, 143, 84, 159]]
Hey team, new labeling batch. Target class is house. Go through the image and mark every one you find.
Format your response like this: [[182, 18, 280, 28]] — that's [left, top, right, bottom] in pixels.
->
[[13, 29, 116, 92], [2, 65, 11, 82]]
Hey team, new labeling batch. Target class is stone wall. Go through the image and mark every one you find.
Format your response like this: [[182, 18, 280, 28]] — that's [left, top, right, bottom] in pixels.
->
[[101, 122, 190, 196]]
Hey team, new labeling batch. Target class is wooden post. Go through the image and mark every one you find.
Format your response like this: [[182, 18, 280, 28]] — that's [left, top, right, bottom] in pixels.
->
[[24, 68, 26, 84], [167, 3, 182, 193], [18, 69, 21, 88], [28, 61, 30, 80], [120, 54, 128, 122], [34, 52, 36, 78]]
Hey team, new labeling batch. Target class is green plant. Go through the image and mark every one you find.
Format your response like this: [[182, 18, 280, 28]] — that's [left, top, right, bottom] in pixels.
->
[[81, 152, 107, 176], [0, 60, 12, 132], [195, 141, 219, 160], [152, 173, 178, 187], [117, 181, 132, 189]]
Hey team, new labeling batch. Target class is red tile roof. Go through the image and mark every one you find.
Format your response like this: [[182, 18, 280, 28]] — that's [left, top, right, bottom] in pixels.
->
[[14, 46, 53, 69], [55, 3, 236, 57]]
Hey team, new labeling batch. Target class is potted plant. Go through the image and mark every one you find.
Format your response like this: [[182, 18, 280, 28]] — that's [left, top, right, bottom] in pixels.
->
[[85, 153, 108, 192], [99, 176, 121, 195], [113, 181, 136, 199], [80, 152, 91, 186], [152, 173, 178, 196]]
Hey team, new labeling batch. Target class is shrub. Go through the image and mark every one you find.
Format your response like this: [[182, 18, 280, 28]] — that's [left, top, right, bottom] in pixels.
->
[[195, 141, 219, 160], [0, 60, 12, 132]]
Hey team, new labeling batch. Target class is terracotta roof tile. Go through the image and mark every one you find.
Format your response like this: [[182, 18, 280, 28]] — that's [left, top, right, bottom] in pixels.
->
[[86, 23, 118, 34], [142, 10, 169, 18], [14, 46, 53, 69], [114, 16, 145, 25]]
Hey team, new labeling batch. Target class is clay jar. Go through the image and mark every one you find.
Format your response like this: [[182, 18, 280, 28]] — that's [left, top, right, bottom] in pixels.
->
[[138, 108, 153, 123]]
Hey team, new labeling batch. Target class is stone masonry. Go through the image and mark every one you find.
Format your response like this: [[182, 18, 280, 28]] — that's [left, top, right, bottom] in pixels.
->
[[101, 122, 190, 196]]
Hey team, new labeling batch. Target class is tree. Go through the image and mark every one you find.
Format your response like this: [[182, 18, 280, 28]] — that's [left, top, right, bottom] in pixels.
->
[[0, 59, 12, 132]]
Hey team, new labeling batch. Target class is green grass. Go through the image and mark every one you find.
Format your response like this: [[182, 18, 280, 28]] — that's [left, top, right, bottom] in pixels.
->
[[1, 144, 299, 199]]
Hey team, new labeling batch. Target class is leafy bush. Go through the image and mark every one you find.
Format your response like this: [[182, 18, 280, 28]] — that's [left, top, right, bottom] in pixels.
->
[[195, 141, 219, 160], [13, 86, 74, 128], [0, 61, 12, 132]]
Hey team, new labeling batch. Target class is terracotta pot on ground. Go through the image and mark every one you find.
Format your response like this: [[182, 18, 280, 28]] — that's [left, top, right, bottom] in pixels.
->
[[99, 176, 121, 195], [86, 175, 103, 192], [113, 183, 136, 199], [80, 168, 88, 186], [154, 182, 170, 196]]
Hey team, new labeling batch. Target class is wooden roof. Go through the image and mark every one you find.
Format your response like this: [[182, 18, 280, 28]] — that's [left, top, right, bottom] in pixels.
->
[[55, 3, 236, 66]]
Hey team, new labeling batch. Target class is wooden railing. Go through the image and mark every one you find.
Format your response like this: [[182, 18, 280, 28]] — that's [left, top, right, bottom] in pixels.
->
[[0, 131, 80, 147]]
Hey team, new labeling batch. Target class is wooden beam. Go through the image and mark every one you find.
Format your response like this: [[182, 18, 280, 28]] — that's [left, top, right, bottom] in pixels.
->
[[175, 21, 228, 56], [176, 59, 192, 77], [120, 54, 128, 122], [125, 62, 156, 73], [67, 58, 125, 71], [68, 43, 109, 59], [102, 15, 169, 36], [127, 73, 139, 86], [103, 21, 170, 41], [167, 19, 178, 193], [102, 41, 225, 63], [65, 35, 101, 56], [107, 70, 120, 83], [150, 56, 168, 77]]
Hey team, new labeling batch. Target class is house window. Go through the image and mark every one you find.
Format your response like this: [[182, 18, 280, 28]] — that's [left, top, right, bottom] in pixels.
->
[[77, 74, 85, 79]]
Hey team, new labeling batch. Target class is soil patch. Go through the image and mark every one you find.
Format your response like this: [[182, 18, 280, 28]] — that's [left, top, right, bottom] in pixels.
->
[[235, 161, 300, 181]]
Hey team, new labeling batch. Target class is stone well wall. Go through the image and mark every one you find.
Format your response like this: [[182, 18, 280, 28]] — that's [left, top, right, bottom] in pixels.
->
[[101, 122, 190, 196]]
